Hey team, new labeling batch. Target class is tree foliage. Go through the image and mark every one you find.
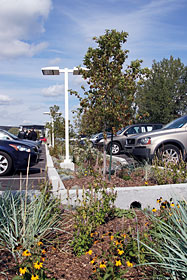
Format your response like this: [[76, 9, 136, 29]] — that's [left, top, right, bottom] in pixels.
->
[[45, 105, 74, 140], [8, 127, 19, 136], [72, 29, 149, 136], [136, 56, 187, 124]]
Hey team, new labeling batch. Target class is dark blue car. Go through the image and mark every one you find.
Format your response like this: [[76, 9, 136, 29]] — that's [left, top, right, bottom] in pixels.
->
[[0, 139, 39, 176]]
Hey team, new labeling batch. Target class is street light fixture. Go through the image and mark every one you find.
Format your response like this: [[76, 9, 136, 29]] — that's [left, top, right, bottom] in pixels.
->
[[41, 66, 87, 170]]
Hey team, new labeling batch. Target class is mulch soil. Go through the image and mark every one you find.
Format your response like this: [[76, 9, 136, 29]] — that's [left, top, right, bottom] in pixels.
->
[[0, 210, 160, 280], [62, 170, 157, 190]]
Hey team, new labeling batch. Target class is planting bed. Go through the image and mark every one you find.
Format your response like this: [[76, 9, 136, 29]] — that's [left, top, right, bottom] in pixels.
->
[[0, 210, 162, 280]]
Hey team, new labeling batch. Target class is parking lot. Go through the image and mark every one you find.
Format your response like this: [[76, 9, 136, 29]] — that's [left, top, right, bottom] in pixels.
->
[[0, 144, 47, 191]]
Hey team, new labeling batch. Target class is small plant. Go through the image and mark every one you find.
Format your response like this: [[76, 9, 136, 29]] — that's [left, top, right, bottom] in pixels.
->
[[152, 159, 187, 185], [142, 198, 187, 279], [0, 188, 62, 262], [12, 241, 55, 280], [71, 176, 117, 256]]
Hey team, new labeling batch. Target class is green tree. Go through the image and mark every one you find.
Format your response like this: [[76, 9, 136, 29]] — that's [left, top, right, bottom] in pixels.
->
[[72, 29, 148, 176], [8, 127, 19, 136], [136, 56, 187, 124], [45, 105, 74, 141]]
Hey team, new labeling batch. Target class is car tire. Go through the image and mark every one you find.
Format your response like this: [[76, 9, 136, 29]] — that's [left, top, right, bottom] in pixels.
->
[[0, 151, 13, 176], [157, 144, 182, 164], [108, 142, 121, 155]]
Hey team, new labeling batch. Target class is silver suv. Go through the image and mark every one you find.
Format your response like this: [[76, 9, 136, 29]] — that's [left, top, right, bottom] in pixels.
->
[[124, 115, 187, 163], [96, 123, 163, 155]]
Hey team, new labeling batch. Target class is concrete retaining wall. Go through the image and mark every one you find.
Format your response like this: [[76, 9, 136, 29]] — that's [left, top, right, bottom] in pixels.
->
[[46, 145, 187, 210]]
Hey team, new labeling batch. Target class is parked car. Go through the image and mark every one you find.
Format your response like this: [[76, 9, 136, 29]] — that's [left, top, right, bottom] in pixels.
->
[[0, 129, 41, 151], [96, 124, 163, 155], [124, 115, 187, 164], [89, 132, 112, 146], [0, 138, 39, 176]]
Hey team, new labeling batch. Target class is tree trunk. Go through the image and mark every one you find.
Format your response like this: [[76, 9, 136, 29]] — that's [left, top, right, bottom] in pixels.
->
[[103, 138, 107, 179]]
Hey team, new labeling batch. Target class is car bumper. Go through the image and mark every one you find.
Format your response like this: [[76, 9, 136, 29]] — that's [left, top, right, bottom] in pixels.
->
[[13, 151, 38, 170], [125, 146, 154, 160]]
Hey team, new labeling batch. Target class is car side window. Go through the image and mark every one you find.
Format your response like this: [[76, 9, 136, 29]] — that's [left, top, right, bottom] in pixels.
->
[[141, 126, 146, 133], [146, 126, 153, 132], [126, 126, 140, 135]]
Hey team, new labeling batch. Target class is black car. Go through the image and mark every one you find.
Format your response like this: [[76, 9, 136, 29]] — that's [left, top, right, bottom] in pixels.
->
[[0, 129, 42, 151], [0, 138, 39, 176]]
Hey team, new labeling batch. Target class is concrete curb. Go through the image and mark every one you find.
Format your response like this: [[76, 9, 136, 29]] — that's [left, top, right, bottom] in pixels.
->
[[46, 145, 187, 209], [45, 144, 66, 191]]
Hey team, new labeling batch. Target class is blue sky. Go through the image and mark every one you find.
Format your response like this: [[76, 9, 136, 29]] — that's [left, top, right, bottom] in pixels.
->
[[0, 0, 186, 126]]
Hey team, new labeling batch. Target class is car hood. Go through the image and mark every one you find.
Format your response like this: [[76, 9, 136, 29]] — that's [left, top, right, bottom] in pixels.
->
[[126, 127, 186, 140], [0, 138, 37, 148]]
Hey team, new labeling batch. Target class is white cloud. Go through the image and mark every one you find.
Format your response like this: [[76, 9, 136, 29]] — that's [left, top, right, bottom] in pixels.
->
[[42, 84, 64, 97], [0, 0, 52, 59], [48, 57, 62, 65], [0, 94, 12, 105]]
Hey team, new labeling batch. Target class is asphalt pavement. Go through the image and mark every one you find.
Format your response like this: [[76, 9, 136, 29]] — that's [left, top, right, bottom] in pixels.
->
[[0, 144, 47, 191]]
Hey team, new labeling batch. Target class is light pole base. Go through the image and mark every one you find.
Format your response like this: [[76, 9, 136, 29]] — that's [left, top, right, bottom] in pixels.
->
[[60, 160, 75, 171]]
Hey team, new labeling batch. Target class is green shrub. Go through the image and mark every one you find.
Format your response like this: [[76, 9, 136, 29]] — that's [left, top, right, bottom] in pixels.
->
[[71, 176, 117, 256], [142, 199, 187, 279], [152, 160, 187, 185], [0, 188, 62, 263]]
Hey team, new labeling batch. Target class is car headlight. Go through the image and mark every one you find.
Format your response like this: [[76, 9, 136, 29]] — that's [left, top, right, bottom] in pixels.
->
[[9, 144, 31, 152], [138, 137, 151, 145]]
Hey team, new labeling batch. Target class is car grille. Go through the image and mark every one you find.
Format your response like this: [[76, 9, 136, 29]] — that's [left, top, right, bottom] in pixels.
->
[[126, 139, 135, 145]]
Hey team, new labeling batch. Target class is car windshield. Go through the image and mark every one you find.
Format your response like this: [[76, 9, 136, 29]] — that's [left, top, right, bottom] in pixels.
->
[[163, 115, 187, 129], [117, 126, 129, 135], [5, 131, 18, 139], [0, 130, 17, 140]]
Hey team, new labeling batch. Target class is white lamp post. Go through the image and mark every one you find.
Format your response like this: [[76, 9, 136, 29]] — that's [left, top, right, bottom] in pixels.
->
[[41, 66, 86, 170]]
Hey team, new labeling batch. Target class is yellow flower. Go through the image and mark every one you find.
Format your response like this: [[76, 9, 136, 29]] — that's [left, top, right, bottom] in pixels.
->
[[110, 235, 114, 241], [34, 261, 43, 270], [152, 208, 157, 213], [37, 241, 43, 246], [86, 250, 93, 255], [169, 212, 172, 216], [31, 275, 39, 280], [115, 241, 121, 246], [19, 267, 27, 275], [126, 260, 133, 267], [145, 222, 149, 227], [90, 257, 97, 264], [177, 204, 180, 208], [117, 249, 124, 255], [170, 203, 175, 207], [41, 249, 46, 254], [22, 250, 31, 257], [115, 259, 122, 266], [144, 181, 148, 185], [99, 261, 106, 269], [121, 233, 127, 239]]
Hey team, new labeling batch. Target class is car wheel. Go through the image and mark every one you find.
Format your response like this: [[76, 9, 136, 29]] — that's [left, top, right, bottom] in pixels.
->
[[158, 144, 181, 164], [108, 142, 121, 155], [0, 151, 13, 176]]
